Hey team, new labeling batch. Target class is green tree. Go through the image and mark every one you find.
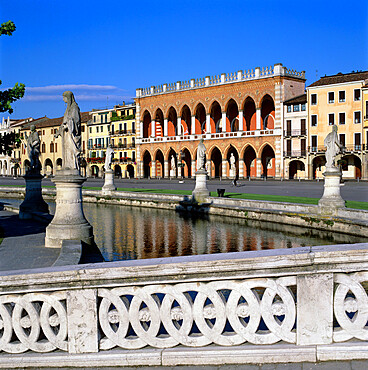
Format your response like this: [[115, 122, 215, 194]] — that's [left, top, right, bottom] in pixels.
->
[[0, 21, 25, 114], [0, 21, 25, 155]]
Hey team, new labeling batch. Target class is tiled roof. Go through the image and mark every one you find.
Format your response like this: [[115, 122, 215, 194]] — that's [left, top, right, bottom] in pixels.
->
[[20, 111, 90, 130], [308, 70, 368, 88], [284, 94, 307, 105]]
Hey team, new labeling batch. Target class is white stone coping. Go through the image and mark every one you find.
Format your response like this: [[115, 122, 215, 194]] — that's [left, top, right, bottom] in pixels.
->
[[0, 243, 367, 293], [0, 342, 366, 368]]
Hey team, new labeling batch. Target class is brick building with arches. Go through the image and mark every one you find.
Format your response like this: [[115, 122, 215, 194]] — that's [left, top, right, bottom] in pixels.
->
[[135, 63, 305, 179]]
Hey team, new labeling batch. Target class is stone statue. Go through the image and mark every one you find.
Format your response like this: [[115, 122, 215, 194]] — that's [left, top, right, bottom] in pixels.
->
[[171, 155, 176, 171], [197, 138, 206, 171], [324, 125, 344, 170], [24, 124, 41, 173], [104, 146, 115, 172], [55, 91, 81, 171], [230, 153, 236, 171]]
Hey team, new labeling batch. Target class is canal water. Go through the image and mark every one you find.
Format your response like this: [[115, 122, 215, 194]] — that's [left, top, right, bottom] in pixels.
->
[[1, 199, 364, 262]]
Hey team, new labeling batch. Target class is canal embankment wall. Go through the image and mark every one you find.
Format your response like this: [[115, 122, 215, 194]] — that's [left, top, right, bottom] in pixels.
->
[[0, 186, 367, 237]]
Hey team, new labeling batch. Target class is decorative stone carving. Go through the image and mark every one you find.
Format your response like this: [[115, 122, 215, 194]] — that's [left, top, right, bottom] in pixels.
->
[[24, 124, 41, 174], [104, 146, 114, 172], [324, 125, 344, 171], [196, 139, 206, 171], [193, 138, 209, 202]]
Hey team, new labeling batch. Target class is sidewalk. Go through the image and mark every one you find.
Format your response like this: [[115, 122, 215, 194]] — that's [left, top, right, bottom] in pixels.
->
[[0, 209, 59, 272]]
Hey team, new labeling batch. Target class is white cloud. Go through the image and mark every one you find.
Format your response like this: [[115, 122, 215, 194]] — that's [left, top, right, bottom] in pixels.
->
[[26, 84, 123, 92]]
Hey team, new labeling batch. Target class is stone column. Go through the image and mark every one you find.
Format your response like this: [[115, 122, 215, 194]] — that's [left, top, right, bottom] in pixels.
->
[[239, 158, 244, 178], [139, 121, 143, 138], [256, 158, 262, 178], [177, 117, 182, 136], [45, 170, 94, 249], [191, 160, 196, 177], [102, 169, 116, 193], [191, 116, 196, 135], [19, 173, 49, 220], [139, 160, 144, 178], [206, 114, 211, 134], [238, 110, 244, 131], [256, 108, 261, 130], [151, 120, 155, 137], [275, 138, 281, 179], [164, 118, 168, 136], [222, 160, 227, 179], [151, 160, 156, 178], [222, 112, 226, 132], [164, 160, 169, 178]]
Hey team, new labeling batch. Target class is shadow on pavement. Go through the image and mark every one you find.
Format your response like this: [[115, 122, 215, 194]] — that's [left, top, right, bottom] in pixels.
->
[[0, 213, 47, 238]]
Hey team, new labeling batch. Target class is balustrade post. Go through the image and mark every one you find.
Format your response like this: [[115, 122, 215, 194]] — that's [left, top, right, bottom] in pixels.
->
[[297, 273, 334, 345], [67, 289, 98, 353]]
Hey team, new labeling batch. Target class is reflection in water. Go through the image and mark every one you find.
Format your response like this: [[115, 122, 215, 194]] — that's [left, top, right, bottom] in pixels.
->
[[80, 203, 365, 262]]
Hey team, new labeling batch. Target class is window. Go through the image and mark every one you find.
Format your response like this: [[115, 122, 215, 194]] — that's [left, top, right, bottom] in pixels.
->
[[301, 103, 306, 111], [42, 130, 45, 135], [366, 101, 368, 119], [50, 143, 54, 153], [311, 115, 318, 126], [81, 125, 85, 132], [89, 127, 92, 133], [301, 119, 306, 135], [93, 116, 96, 123], [339, 91, 345, 102], [287, 105, 291, 113], [311, 94, 317, 105], [328, 92, 334, 104], [119, 123, 122, 132], [55, 143, 57, 152], [328, 113, 334, 125], [111, 124, 115, 134], [132, 151, 136, 162], [311, 135, 317, 151], [339, 134, 345, 147], [41, 143, 46, 153], [286, 120, 291, 136], [354, 111, 361, 123], [339, 112, 345, 125], [293, 104, 300, 112], [354, 89, 361, 101], [96, 126, 99, 133], [354, 133, 361, 150], [124, 151, 127, 158], [132, 122, 135, 133], [124, 122, 127, 132], [101, 126, 103, 132], [301, 139, 306, 155]]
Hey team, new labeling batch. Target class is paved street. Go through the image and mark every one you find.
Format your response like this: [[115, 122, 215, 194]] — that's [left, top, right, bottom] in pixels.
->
[[0, 176, 367, 202]]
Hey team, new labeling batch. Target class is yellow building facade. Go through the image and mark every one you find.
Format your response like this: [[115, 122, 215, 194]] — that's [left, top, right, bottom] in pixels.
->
[[307, 71, 367, 179], [87, 103, 136, 178]]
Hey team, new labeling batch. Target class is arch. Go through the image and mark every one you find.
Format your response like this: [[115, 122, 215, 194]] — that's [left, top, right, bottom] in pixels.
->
[[194, 103, 206, 134], [312, 156, 325, 179], [243, 145, 257, 178], [210, 101, 221, 133], [142, 110, 152, 138], [154, 108, 164, 137], [180, 104, 191, 135], [226, 99, 239, 132], [114, 164, 122, 177], [243, 96, 256, 131], [289, 160, 305, 180], [44, 158, 53, 176], [260, 144, 275, 178], [154, 149, 164, 178], [24, 159, 31, 174], [142, 150, 152, 178], [167, 106, 178, 136], [341, 154, 362, 179], [180, 147, 192, 178], [91, 165, 99, 178], [226, 145, 239, 178], [260, 94, 275, 130], [56, 158, 62, 170], [126, 164, 134, 178], [209, 146, 222, 178]]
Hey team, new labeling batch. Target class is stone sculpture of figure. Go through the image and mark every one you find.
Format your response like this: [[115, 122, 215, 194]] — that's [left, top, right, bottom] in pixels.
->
[[197, 138, 206, 171], [24, 124, 41, 173], [324, 125, 344, 170], [171, 155, 176, 171], [104, 146, 115, 171], [55, 91, 81, 171], [230, 153, 236, 171]]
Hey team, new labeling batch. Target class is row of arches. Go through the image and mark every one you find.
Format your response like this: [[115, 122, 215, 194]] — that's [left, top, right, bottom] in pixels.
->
[[90, 164, 135, 178], [142, 95, 275, 138], [141, 144, 276, 179]]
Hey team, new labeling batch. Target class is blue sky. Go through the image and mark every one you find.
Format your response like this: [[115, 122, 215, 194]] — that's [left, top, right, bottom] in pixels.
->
[[1, 0, 367, 120]]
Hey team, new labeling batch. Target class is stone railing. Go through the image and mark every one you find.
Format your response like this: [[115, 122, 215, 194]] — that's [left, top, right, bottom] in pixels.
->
[[136, 63, 306, 98], [0, 244, 367, 367]]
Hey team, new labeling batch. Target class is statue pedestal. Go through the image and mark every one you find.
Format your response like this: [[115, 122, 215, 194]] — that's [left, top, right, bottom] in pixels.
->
[[170, 169, 176, 178], [19, 172, 49, 220], [45, 169, 94, 248], [102, 169, 116, 194], [192, 170, 210, 203], [229, 168, 236, 179], [318, 168, 345, 214]]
